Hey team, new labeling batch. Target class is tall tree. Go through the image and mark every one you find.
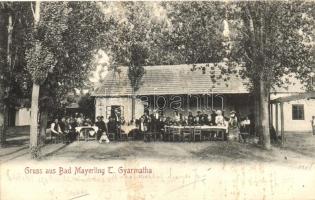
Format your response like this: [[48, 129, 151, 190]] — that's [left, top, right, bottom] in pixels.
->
[[161, 2, 314, 149], [25, 1, 110, 158], [225, 1, 314, 149], [0, 4, 13, 147], [27, 0, 43, 157], [0, 2, 33, 147]]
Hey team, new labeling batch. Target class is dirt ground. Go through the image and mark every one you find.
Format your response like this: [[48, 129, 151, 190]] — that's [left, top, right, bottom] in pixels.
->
[[1, 128, 315, 200], [40, 135, 314, 165]]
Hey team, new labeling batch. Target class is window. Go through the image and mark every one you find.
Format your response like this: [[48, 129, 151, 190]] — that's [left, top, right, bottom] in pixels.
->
[[311, 76, 315, 86], [292, 104, 304, 120]]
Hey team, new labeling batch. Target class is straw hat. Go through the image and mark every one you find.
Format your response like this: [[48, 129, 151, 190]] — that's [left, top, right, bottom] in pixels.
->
[[216, 110, 222, 115]]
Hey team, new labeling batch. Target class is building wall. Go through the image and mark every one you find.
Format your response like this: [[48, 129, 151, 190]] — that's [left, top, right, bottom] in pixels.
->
[[271, 98, 315, 133], [15, 108, 31, 126], [95, 97, 144, 122]]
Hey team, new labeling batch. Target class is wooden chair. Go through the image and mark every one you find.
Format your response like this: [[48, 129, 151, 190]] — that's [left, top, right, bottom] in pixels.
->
[[107, 132, 116, 141], [163, 126, 172, 141], [239, 125, 250, 143], [86, 129, 97, 141], [120, 131, 129, 141], [216, 128, 226, 141], [106, 125, 119, 141], [50, 132, 62, 143], [171, 127, 181, 142], [182, 127, 193, 142], [144, 131, 153, 142], [202, 130, 211, 141], [193, 126, 202, 142]]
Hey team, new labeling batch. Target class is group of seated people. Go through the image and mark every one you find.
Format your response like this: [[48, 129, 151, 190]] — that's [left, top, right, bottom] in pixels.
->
[[135, 109, 253, 142], [50, 112, 125, 143], [136, 109, 250, 129], [50, 110, 253, 143], [50, 113, 97, 143]]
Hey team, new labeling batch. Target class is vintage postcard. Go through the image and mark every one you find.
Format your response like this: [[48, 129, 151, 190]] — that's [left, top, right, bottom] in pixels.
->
[[1, 1, 315, 200]]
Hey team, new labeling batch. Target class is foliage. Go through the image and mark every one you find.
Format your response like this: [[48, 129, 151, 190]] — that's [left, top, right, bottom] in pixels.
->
[[0, 3, 33, 109], [157, 2, 314, 93], [162, 2, 226, 64], [78, 93, 94, 117], [226, 1, 314, 91], [23, 2, 110, 113], [25, 42, 55, 84], [99, 2, 166, 90]]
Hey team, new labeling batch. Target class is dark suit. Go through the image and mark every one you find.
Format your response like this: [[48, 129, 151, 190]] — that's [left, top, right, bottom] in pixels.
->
[[95, 121, 107, 140], [211, 113, 217, 125]]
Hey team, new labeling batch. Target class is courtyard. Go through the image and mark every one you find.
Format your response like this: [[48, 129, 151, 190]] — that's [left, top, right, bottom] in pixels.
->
[[2, 126, 315, 165], [1, 127, 315, 200]]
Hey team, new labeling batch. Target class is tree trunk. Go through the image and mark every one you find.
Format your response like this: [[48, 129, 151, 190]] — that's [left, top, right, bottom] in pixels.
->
[[39, 110, 48, 145], [259, 78, 271, 150], [0, 13, 13, 147], [0, 111, 5, 147], [131, 93, 136, 121], [30, 83, 40, 158], [254, 91, 260, 137], [29, 0, 41, 159]]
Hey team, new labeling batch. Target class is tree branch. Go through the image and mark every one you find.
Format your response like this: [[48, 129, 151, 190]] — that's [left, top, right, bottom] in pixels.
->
[[30, 2, 35, 20]]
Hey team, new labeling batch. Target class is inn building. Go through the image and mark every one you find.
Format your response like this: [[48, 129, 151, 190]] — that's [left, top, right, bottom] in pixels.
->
[[92, 63, 254, 122], [92, 63, 315, 134]]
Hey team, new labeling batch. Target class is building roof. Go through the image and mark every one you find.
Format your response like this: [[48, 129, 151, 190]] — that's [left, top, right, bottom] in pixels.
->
[[92, 63, 250, 97], [270, 91, 315, 103]]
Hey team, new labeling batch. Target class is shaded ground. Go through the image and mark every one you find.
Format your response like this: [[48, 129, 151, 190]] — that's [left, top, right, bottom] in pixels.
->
[[2, 126, 314, 165], [0, 126, 68, 163], [41, 137, 314, 165]]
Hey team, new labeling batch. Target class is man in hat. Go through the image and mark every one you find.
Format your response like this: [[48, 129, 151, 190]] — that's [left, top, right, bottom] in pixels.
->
[[196, 110, 203, 125], [150, 109, 159, 134], [201, 110, 209, 125], [95, 116, 105, 140], [211, 110, 217, 125], [187, 111, 194, 125], [107, 116, 118, 139], [174, 110, 180, 124], [97, 116, 110, 143]]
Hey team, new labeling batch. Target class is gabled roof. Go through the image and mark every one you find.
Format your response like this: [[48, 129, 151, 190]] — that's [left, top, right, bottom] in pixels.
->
[[92, 63, 250, 97]]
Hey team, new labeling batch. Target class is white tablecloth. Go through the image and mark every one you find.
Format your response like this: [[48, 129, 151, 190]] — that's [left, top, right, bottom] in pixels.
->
[[75, 126, 99, 133], [165, 125, 228, 131]]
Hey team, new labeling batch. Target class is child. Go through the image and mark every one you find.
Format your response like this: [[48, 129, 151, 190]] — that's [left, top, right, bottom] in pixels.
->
[[99, 131, 110, 144]]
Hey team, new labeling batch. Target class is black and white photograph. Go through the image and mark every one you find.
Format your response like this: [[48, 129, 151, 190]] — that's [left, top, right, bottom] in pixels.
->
[[0, 1, 315, 199]]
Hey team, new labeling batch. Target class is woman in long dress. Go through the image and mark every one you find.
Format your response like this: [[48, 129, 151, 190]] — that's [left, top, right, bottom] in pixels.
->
[[227, 111, 241, 142]]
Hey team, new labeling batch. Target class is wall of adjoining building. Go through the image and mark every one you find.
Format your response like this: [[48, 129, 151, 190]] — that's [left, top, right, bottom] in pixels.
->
[[15, 108, 31, 126], [271, 98, 315, 133]]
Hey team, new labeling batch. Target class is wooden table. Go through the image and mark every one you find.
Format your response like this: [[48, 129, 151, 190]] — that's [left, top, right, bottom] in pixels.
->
[[164, 125, 228, 141], [75, 126, 99, 141], [120, 125, 139, 140]]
